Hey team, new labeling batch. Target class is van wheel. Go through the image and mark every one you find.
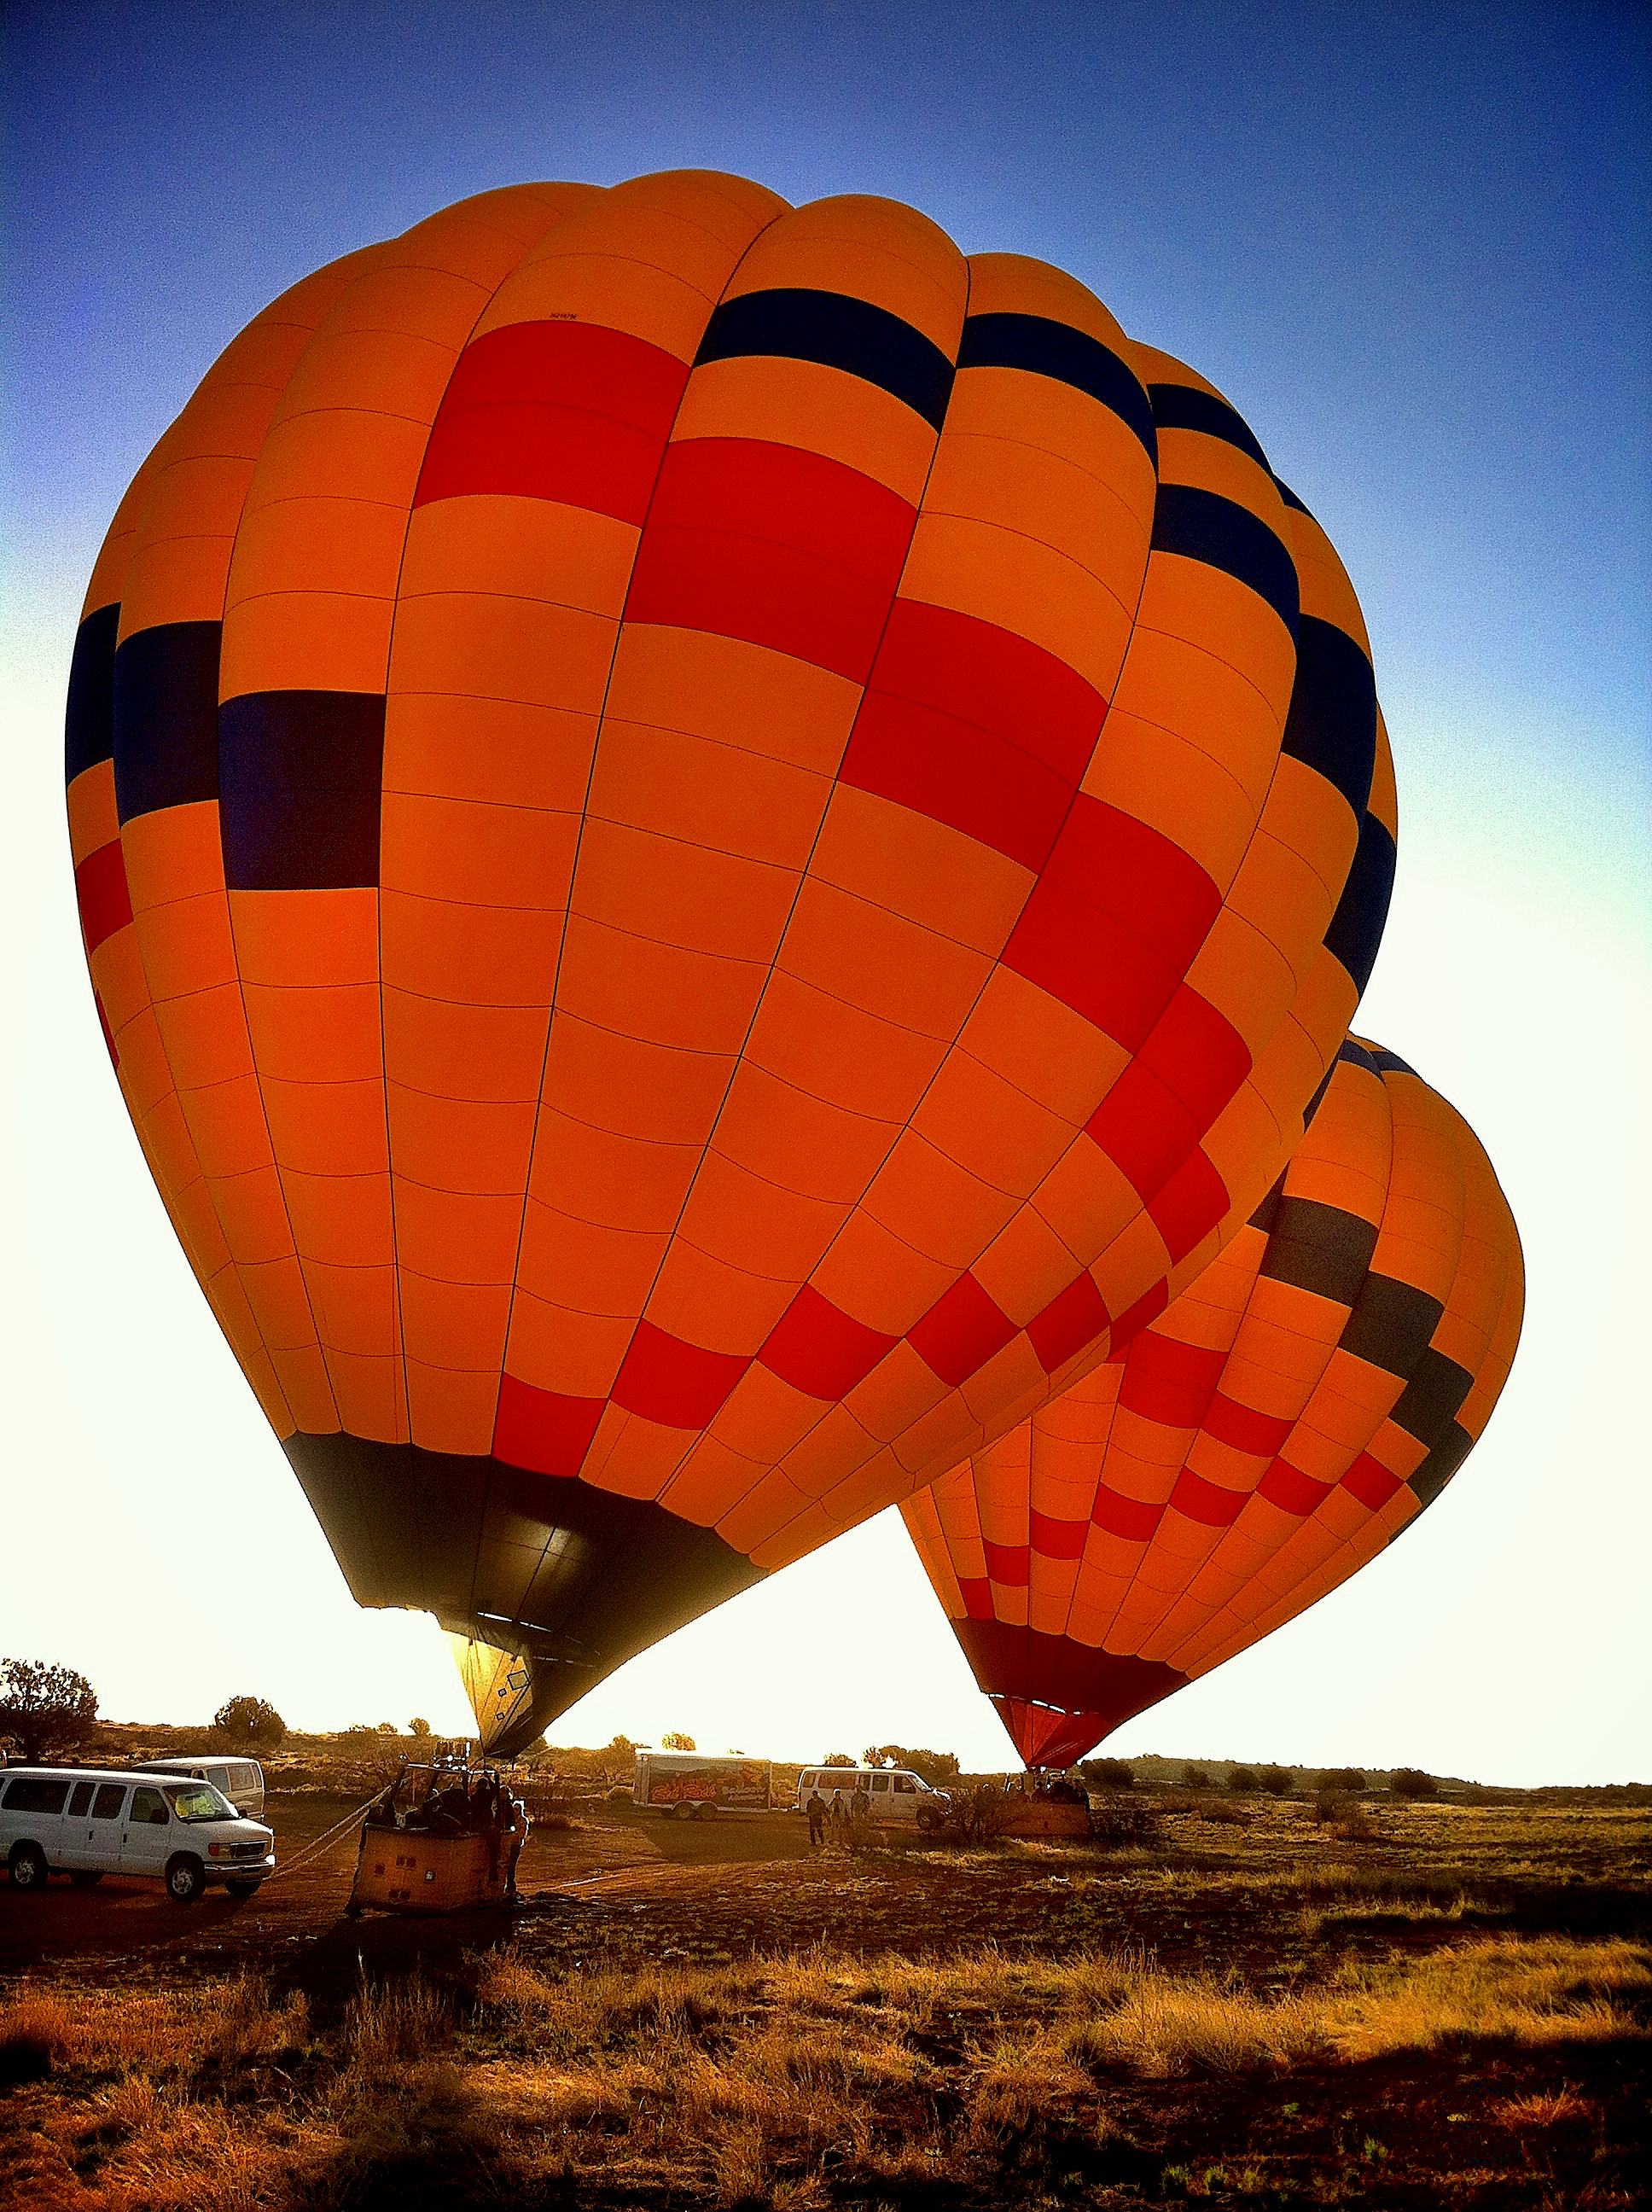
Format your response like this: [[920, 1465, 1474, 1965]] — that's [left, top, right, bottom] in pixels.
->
[[916, 1807, 941, 1833], [224, 1878, 263, 1900], [69, 1870, 103, 1889], [166, 1854, 206, 1905], [8, 1843, 49, 1892]]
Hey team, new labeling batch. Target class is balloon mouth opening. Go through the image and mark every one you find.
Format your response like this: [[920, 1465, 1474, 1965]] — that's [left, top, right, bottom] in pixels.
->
[[991, 1695, 1114, 1770]]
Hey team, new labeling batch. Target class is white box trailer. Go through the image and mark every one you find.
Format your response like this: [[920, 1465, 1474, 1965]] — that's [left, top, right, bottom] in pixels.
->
[[633, 1750, 772, 1819]]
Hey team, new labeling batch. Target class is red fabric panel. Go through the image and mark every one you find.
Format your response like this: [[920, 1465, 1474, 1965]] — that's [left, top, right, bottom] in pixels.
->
[[759, 1284, 896, 1401], [1148, 1147, 1229, 1263], [1170, 1469, 1248, 1526], [997, 1697, 1112, 1767], [985, 1540, 1031, 1586], [1135, 985, 1253, 1132], [958, 1575, 996, 1622], [1258, 1458, 1334, 1515], [1027, 1270, 1109, 1374], [1087, 1062, 1198, 1201], [611, 1320, 751, 1429], [1205, 1393, 1294, 1457], [1030, 1508, 1089, 1561], [1108, 1279, 1170, 1353], [907, 1272, 1018, 1388], [492, 1375, 605, 1480], [840, 601, 1105, 870], [1000, 797, 1220, 1046], [75, 839, 133, 956], [1120, 1332, 1224, 1427], [1341, 1451, 1405, 1511], [413, 321, 689, 523], [624, 437, 916, 684], [960, 1623, 1185, 1732], [94, 988, 119, 1070], [1091, 1485, 1163, 1540]]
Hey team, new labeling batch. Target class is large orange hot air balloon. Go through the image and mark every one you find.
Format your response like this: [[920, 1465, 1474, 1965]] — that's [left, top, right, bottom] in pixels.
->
[[65, 172, 1394, 1750], [901, 1040, 1524, 1767]]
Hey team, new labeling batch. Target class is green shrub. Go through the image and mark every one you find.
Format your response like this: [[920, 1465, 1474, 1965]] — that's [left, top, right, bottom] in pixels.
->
[[1318, 1767, 1365, 1796], [1083, 1756, 1135, 1790], [1390, 1767, 1439, 1799]]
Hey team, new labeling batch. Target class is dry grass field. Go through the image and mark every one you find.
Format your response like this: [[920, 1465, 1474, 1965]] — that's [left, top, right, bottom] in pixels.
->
[[1, 1780, 1648, 2209]]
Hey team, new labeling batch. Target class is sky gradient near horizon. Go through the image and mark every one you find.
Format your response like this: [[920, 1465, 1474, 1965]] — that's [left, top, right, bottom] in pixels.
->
[[3, 1, 1648, 1780]]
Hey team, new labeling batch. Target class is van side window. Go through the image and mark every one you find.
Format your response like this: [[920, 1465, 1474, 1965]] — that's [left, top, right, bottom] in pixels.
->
[[894, 1775, 916, 1793], [2, 1778, 69, 1814], [130, 1787, 168, 1825], [870, 1773, 890, 1790], [235, 1764, 257, 1791], [92, 1785, 126, 1820], [68, 1782, 96, 1817]]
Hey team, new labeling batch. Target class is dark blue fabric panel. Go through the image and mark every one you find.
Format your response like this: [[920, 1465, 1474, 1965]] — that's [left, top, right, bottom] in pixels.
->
[[1280, 614, 1377, 818], [113, 620, 223, 824], [1272, 476, 1315, 519], [1369, 1046, 1418, 1079], [958, 312, 1157, 459], [1325, 812, 1397, 995], [66, 603, 122, 786], [1340, 1275, 1445, 1381], [695, 288, 955, 430], [1407, 1420, 1475, 1508], [1148, 381, 1271, 472], [218, 689, 385, 890], [1391, 1346, 1475, 1449], [1259, 1195, 1380, 1306], [1150, 483, 1299, 639]]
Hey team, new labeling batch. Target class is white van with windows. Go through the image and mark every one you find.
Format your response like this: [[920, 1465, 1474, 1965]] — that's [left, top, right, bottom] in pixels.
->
[[144, 1755, 265, 1819], [795, 1766, 951, 1831], [0, 1767, 276, 1903]]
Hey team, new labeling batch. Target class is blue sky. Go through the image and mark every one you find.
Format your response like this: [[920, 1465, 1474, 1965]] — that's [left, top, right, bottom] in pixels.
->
[[3, 2, 1647, 1777]]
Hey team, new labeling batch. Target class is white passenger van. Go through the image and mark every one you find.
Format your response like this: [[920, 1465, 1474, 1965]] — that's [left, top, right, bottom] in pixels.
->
[[0, 1767, 276, 1903], [795, 1766, 951, 1831], [145, 1755, 265, 1819]]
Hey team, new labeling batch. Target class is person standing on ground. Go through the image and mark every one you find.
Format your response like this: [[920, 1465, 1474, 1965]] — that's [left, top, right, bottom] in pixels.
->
[[806, 1787, 827, 1847], [849, 1781, 871, 1852]]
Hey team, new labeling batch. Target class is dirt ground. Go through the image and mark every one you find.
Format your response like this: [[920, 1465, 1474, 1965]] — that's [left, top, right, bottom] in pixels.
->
[[3, 1789, 1649, 2207]]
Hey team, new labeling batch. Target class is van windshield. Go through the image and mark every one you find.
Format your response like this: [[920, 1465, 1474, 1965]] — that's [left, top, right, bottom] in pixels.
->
[[165, 1782, 236, 1823]]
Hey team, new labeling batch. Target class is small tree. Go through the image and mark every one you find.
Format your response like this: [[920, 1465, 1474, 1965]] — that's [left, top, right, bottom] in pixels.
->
[[409, 1717, 432, 1739], [1228, 1765, 1259, 1794], [1318, 1767, 1364, 1796], [823, 1752, 854, 1767], [1258, 1763, 1294, 1796], [212, 1695, 286, 1749], [606, 1733, 635, 1758], [660, 1731, 696, 1751], [0, 1658, 98, 1764], [1180, 1762, 1212, 1790], [1084, 1756, 1135, 1791], [862, 1744, 961, 1786], [1390, 1767, 1439, 1800]]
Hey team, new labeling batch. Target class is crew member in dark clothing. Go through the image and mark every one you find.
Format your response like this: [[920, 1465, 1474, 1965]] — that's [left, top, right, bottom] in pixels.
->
[[806, 1788, 827, 1846]]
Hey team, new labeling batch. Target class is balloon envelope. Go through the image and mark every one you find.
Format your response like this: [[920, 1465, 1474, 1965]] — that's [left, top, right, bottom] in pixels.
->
[[901, 1039, 1524, 1767], [66, 173, 1393, 1749]]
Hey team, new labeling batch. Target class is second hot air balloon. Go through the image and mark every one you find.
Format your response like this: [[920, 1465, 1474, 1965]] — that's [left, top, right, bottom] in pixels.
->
[[901, 1039, 1523, 1767]]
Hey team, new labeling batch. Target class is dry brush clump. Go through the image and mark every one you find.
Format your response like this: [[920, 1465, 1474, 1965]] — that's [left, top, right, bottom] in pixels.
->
[[1, 1934, 1646, 2208]]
